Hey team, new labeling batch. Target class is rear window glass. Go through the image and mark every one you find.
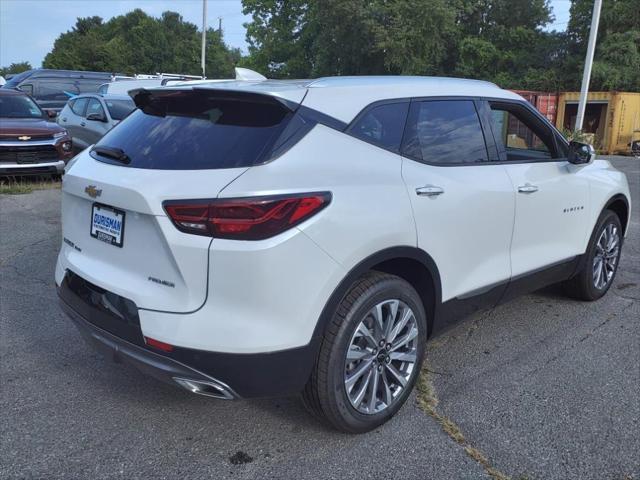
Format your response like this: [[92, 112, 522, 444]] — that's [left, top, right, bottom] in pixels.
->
[[92, 91, 293, 170], [105, 99, 135, 120]]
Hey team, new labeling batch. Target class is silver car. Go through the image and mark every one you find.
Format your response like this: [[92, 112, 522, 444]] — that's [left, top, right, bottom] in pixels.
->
[[58, 94, 135, 151]]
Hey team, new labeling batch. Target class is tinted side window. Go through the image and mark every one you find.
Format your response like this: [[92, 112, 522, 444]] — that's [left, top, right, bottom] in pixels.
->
[[86, 98, 105, 118], [18, 83, 34, 96], [71, 97, 88, 116], [402, 100, 488, 164], [489, 104, 553, 161], [77, 79, 105, 94], [105, 99, 135, 120], [349, 102, 409, 152], [37, 80, 79, 101]]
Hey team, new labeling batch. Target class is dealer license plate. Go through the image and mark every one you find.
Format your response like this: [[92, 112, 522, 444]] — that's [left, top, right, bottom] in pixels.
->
[[90, 204, 125, 247]]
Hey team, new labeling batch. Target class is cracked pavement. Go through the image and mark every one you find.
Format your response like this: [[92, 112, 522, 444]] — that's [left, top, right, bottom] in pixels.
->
[[1, 157, 638, 479]]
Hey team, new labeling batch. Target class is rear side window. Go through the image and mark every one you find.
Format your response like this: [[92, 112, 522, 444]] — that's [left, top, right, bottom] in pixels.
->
[[349, 102, 409, 152], [402, 100, 488, 164], [37, 80, 79, 101], [76, 79, 105, 94], [92, 90, 294, 170]]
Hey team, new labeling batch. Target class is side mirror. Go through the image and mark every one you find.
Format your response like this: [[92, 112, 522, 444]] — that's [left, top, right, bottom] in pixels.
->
[[86, 112, 107, 122], [568, 141, 595, 165], [45, 109, 58, 119]]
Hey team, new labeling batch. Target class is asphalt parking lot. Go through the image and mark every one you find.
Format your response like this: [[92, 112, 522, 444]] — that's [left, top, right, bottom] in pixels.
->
[[1, 156, 638, 480]]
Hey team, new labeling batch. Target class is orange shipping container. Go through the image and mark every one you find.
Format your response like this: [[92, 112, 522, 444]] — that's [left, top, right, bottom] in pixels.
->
[[511, 90, 558, 125]]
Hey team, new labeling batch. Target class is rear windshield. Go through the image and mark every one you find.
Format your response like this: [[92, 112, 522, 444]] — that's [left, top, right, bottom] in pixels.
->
[[105, 99, 135, 120], [91, 90, 293, 169]]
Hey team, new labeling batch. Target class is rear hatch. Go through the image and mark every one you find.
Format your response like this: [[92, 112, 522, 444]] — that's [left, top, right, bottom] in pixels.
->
[[59, 86, 305, 313]]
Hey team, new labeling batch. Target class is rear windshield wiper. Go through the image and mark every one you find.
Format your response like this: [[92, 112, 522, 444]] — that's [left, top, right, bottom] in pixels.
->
[[92, 145, 130, 164]]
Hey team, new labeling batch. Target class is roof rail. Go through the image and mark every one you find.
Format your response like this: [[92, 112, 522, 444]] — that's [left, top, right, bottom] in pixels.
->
[[157, 73, 204, 80]]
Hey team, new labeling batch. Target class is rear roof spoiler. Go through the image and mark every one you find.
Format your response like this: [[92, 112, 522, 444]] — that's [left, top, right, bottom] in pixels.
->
[[129, 87, 300, 113]]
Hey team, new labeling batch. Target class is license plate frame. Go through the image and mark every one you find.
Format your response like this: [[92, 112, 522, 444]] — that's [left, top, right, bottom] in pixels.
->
[[90, 203, 126, 248]]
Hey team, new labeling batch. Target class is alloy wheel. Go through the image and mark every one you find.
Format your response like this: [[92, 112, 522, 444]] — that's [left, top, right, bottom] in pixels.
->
[[344, 299, 419, 414], [593, 223, 620, 290]]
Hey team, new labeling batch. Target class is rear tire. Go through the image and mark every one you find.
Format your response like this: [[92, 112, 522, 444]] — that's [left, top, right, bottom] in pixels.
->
[[564, 209, 622, 301], [302, 272, 427, 433]]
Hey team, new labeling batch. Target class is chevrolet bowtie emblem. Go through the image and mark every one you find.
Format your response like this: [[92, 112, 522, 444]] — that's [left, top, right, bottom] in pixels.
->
[[85, 185, 102, 199], [18, 136, 31, 141]]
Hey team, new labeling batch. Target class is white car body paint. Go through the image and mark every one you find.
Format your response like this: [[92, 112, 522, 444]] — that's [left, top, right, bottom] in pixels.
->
[[56, 76, 631, 358]]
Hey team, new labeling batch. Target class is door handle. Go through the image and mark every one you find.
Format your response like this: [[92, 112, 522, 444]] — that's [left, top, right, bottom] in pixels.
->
[[61, 118, 67, 122], [416, 185, 444, 197], [80, 122, 86, 127], [518, 183, 539, 194]]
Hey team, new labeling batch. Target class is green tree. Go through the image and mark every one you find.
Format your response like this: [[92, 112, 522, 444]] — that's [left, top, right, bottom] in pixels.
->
[[242, 0, 461, 77], [241, 0, 568, 89], [242, 0, 312, 77], [0, 61, 33, 77], [374, 0, 459, 76], [309, 0, 383, 76], [43, 10, 240, 78], [454, 0, 562, 89], [564, 0, 640, 91], [242, 0, 640, 92]]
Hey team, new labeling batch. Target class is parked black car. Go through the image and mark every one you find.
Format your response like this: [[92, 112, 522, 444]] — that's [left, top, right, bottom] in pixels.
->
[[2, 69, 113, 112]]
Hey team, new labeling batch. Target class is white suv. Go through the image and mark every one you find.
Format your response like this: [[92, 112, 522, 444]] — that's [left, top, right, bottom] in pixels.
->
[[56, 77, 631, 433]]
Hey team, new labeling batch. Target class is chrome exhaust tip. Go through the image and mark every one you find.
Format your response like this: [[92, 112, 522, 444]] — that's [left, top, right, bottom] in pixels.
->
[[173, 377, 236, 400]]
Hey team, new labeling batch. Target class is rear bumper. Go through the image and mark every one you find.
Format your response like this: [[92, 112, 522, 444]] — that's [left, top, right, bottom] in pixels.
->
[[0, 160, 65, 175], [57, 271, 316, 398], [59, 296, 237, 399]]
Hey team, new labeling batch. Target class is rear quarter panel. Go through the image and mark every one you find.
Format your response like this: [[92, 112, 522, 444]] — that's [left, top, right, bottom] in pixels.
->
[[179, 124, 418, 352], [218, 124, 417, 269]]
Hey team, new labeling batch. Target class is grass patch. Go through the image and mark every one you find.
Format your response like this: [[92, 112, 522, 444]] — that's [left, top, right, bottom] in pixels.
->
[[0, 177, 62, 195], [417, 367, 511, 480]]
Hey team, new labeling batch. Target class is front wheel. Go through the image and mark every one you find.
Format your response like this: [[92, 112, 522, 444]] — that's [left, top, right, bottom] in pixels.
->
[[564, 209, 623, 301], [302, 272, 427, 433]]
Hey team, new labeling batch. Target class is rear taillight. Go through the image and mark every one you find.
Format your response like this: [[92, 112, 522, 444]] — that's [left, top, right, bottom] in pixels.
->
[[163, 192, 331, 240]]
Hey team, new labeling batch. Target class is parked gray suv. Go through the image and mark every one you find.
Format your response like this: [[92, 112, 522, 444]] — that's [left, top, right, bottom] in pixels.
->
[[58, 94, 135, 151]]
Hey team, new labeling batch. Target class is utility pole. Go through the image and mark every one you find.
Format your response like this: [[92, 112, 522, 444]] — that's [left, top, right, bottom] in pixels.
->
[[575, 0, 602, 132], [218, 16, 222, 36], [201, 0, 207, 79]]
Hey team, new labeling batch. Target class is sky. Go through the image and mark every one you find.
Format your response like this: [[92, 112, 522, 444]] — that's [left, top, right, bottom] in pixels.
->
[[0, 0, 572, 69]]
